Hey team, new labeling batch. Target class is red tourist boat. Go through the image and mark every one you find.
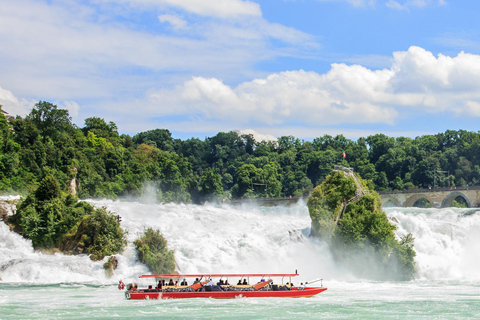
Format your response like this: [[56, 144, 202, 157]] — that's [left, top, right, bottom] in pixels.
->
[[119, 273, 327, 299]]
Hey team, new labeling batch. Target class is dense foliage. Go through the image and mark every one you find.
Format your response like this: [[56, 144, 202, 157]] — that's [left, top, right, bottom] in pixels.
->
[[9, 174, 126, 260], [61, 206, 126, 261], [308, 171, 416, 280], [134, 228, 176, 274], [1, 102, 479, 203]]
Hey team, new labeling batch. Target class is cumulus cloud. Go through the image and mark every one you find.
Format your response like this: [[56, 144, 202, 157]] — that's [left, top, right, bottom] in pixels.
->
[[0, 86, 34, 117], [239, 129, 277, 142], [141, 46, 480, 130], [0, 85, 80, 119], [456, 101, 480, 118], [148, 70, 397, 127]]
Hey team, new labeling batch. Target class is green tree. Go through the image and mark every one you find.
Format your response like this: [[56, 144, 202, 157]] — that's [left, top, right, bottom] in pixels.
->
[[199, 168, 223, 199], [62, 207, 126, 260], [26, 101, 74, 140], [134, 228, 176, 274], [35, 174, 61, 201], [133, 129, 176, 152]]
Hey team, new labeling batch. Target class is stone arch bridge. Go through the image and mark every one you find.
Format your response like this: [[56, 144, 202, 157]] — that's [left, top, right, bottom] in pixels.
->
[[228, 186, 480, 208], [378, 186, 480, 208]]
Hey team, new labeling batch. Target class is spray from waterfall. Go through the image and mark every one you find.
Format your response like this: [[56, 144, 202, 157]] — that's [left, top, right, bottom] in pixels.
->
[[1, 195, 480, 284]]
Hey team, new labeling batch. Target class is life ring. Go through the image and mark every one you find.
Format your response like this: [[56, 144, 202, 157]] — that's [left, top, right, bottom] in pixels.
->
[[118, 280, 125, 290]]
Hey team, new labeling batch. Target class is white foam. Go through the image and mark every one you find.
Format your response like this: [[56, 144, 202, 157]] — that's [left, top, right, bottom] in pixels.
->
[[386, 207, 480, 281], [1, 199, 479, 284]]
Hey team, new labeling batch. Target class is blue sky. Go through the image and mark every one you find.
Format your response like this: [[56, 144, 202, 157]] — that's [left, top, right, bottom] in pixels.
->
[[1, 0, 480, 141]]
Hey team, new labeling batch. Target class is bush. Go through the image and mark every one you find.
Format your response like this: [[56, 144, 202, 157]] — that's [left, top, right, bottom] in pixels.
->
[[10, 174, 126, 260], [61, 207, 126, 260], [134, 228, 176, 274]]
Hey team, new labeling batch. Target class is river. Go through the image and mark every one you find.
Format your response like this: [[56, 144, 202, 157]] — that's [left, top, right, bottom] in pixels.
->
[[1, 198, 480, 319]]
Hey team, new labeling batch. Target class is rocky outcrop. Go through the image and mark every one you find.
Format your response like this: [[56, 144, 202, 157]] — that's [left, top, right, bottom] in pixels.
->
[[103, 256, 118, 278]]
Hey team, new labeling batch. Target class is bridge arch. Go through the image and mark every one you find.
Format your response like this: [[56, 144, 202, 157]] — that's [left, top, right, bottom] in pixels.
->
[[381, 195, 400, 207], [404, 194, 433, 208], [441, 191, 471, 208]]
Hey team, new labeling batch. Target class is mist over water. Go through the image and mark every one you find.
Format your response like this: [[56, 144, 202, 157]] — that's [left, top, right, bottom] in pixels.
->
[[2, 197, 480, 285], [2, 198, 480, 319], [386, 207, 480, 281], [91, 198, 341, 284]]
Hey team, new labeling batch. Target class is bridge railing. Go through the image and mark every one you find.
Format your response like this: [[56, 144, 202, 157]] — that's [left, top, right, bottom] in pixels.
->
[[227, 196, 305, 204], [377, 184, 480, 195]]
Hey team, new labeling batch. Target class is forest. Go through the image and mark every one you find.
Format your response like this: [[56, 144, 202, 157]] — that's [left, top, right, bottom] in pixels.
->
[[1, 101, 480, 204]]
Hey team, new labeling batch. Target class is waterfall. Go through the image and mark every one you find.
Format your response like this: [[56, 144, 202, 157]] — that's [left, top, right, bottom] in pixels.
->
[[1, 196, 479, 284]]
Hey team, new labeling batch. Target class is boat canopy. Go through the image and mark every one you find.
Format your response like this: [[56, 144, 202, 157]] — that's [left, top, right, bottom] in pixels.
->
[[139, 273, 299, 279]]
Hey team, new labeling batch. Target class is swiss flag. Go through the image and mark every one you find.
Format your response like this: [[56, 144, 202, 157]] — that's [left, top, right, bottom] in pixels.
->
[[342, 151, 346, 159]]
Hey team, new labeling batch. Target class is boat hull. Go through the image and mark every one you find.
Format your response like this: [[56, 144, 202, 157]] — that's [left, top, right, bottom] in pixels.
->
[[126, 287, 327, 300]]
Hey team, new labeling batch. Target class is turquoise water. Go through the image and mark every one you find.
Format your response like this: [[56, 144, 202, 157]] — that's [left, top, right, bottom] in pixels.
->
[[1, 200, 480, 319], [2, 281, 480, 319]]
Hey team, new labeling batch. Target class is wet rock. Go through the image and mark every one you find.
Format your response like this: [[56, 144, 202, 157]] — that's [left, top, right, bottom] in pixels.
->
[[103, 256, 118, 278]]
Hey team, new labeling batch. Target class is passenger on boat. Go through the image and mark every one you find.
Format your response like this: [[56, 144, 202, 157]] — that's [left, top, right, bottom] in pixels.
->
[[162, 279, 166, 286], [194, 278, 200, 284], [237, 279, 242, 285], [242, 279, 248, 285], [157, 281, 162, 290], [175, 281, 178, 286], [225, 280, 230, 285], [168, 279, 174, 286], [207, 279, 214, 286]]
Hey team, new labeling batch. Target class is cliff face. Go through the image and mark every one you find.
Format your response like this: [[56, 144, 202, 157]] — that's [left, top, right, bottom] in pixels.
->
[[307, 170, 416, 280], [0, 201, 8, 221], [0, 198, 18, 223]]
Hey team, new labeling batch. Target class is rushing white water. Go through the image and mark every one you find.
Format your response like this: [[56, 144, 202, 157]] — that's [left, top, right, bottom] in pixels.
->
[[1, 197, 480, 285], [2, 197, 480, 319], [386, 207, 480, 281]]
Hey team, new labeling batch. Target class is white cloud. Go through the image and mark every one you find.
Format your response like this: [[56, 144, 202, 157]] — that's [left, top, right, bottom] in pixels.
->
[[456, 101, 480, 118], [162, 0, 261, 18], [100, 0, 261, 18], [0, 86, 34, 117], [315, 0, 375, 7], [60, 101, 80, 118], [4, 41, 480, 137], [386, 0, 447, 10], [317, 0, 446, 9], [0, 86, 80, 119], [158, 14, 187, 30], [132, 46, 480, 133], [239, 129, 277, 142], [0, 0, 316, 101], [146, 69, 398, 127], [386, 0, 405, 10]]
